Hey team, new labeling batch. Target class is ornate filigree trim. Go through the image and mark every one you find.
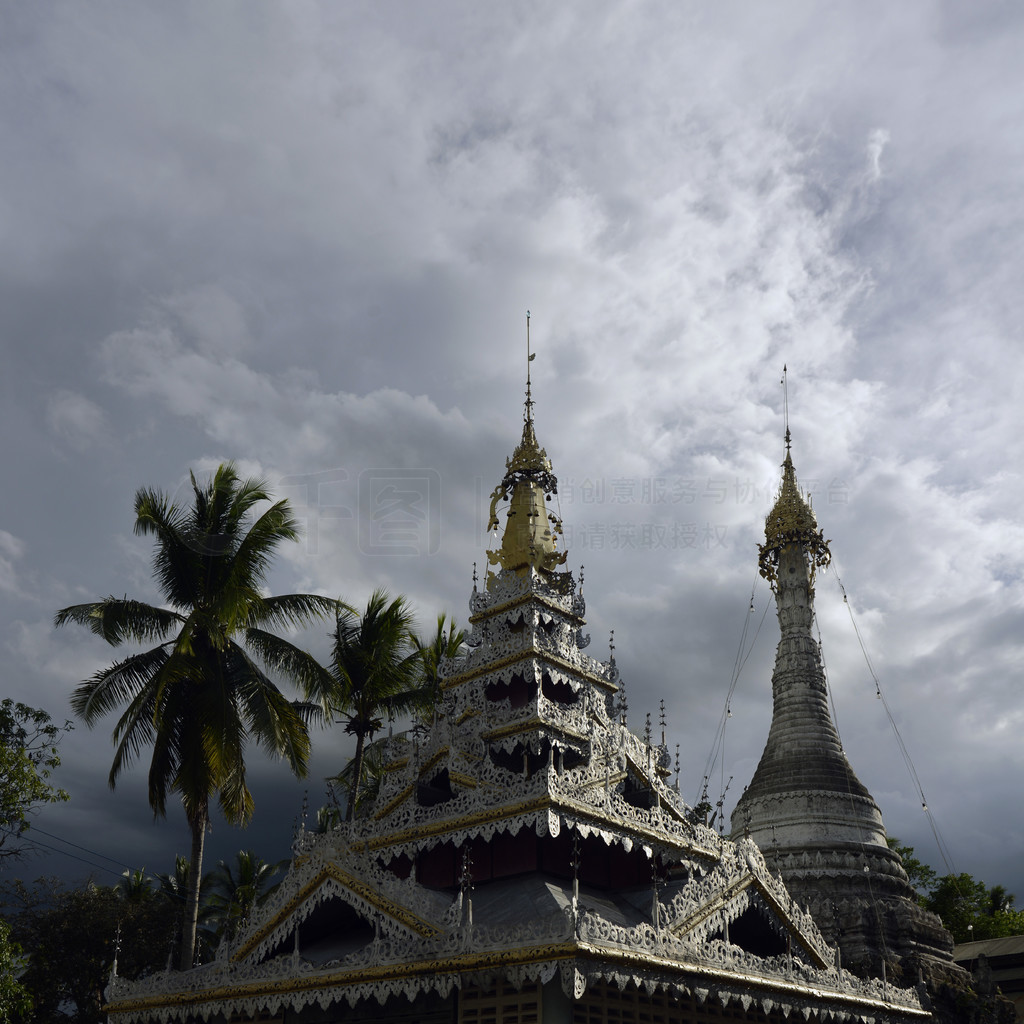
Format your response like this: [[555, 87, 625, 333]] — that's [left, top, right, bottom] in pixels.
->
[[359, 796, 552, 850], [373, 784, 416, 821], [442, 647, 616, 693], [108, 927, 927, 1024], [232, 863, 442, 961], [482, 717, 590, 745], [469, 591, 585, 627]]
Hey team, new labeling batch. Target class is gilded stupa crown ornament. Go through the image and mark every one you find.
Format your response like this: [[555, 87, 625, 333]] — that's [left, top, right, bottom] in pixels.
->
[[485, 314, 567, 583], [757, 372, 831, 590]]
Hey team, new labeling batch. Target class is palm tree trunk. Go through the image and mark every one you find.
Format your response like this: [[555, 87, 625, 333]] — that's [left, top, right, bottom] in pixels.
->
[[346, 733, 366, 822], [179, 807, 207, 970]]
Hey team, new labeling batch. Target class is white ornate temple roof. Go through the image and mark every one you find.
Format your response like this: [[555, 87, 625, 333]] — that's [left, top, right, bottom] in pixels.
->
[[105, 393, 932, 1024]]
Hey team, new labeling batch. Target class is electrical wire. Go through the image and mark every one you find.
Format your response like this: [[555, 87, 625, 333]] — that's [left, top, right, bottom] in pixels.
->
[[698, 576, 771, 806], [0, 825, 127, 879], [829, 561, 958, 878], [25, 824, 133, 869]]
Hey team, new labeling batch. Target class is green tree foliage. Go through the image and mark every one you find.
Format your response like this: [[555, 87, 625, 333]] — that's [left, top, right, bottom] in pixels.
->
[[412, 613, 466, 718], [924, 873, 1024, 943], [0, 700, 71, 862], [54, 463, 335, 970], [887, 838, 938, 899], [205, 849, 285, 942], [0, 918, 31, 1024], [1, 876, 177, 1024], [315, 804, 341, 832], [328, 736, 390, 819], [153, 854, 192, 906], [890, 839, 1024, 942], [302, 590, 422, 821], [151, 854, 218, 962], [317, 608, 466, 821], [2, 842, 291, 1022]]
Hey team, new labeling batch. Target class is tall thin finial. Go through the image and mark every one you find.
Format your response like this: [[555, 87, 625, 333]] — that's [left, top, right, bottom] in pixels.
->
[[525, 310, 535, 424], [781, 363, 791, 453]]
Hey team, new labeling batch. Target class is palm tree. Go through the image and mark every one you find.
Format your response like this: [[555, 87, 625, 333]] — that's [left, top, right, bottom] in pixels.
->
[[412, 613, 465, 722], [154, 854, 216, 963], [205, 849, 286, 941], [987, 884, 1015, 916], [55, 463, 335, 970], [328, 735, 390, 819], [304, 590, 421, 820], [116, 867, 155, 902], [154, 854, 194, 907]]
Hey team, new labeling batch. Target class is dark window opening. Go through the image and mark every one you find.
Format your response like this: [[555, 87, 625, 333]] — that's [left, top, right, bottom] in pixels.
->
[[484, 672, 536, 708], [622, 773, 657, 809], [415, 831, 654, 892], [417, 767, 454, 807], [722, 904, 789, 959], [264, 898, 373, 962], [542, 671, 580, 706]]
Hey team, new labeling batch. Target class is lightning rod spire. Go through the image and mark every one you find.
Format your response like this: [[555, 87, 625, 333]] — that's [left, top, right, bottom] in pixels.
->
[[525, 311, 535, 424], [782, 364, 791, 453]]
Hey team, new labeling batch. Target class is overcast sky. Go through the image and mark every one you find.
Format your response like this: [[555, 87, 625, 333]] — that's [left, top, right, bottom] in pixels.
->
[[2, 2, 1023, 904]]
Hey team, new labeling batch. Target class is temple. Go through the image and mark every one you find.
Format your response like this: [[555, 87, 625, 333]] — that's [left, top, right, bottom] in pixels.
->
[[729, 431, 956, 979], [105, 379, 990, 1024]]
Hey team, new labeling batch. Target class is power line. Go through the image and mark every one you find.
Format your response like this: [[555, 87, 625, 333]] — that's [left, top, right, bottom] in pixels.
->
[[829, 561, 958, 878], [699, 576, 771, 809], [26, 824, 132, 870], [1, 826, 126, 880], [1, 826, 198, 907]]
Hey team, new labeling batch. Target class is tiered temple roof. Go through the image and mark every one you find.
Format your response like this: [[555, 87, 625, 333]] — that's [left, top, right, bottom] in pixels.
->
[[105, 394, 933, 1024]]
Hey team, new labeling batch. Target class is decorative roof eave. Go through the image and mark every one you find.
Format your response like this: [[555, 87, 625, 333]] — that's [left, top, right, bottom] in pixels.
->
[[620, 752, 678, 807], [552, 796, 718, 862], [442, 647, 617, 693], [106, 943, 578, 1021], [351, 796, 717, 862], [374, 770, 486, 825], [669, 872, 830, 971], [106, 931, 929, 1024], [230, 863, 444, 962], [670, 873, 756, 940], [357, 793, 553, 851], [571, 943, 930, 1020], [749, 875, 831, 968], [482, 716, 590, 746], [468, 591, 585, 627]]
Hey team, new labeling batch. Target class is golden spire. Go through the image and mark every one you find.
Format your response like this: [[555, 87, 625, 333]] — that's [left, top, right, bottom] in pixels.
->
[[485, 315, 567, 582], [757, 369, 831, 590]]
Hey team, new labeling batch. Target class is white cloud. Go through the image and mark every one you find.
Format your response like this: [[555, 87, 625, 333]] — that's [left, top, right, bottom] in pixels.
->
[[157, 285, 254, 358], [45, 390, 110, 451], [866, 128, 890, 182], [0, 529, 25, 594], [3, 1, 1024, 899]]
